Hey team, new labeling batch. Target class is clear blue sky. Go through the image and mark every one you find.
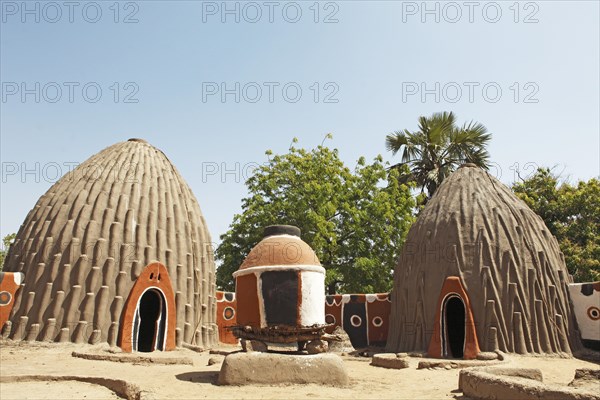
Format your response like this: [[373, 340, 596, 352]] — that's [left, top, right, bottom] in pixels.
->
[[1, 0, 599, 246]]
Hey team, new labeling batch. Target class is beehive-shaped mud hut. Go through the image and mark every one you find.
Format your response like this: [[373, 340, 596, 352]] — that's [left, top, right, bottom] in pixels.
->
[[2, 139, 217, 350], [386, 164, 582, 358]]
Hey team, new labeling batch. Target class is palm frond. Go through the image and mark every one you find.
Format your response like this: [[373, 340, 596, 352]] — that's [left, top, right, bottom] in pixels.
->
[[387, 112, 492, 197], [385, 132, 407, 155]]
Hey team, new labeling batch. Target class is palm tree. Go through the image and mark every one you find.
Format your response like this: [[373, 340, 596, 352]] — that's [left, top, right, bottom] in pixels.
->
[[386, 112, 491, 198]]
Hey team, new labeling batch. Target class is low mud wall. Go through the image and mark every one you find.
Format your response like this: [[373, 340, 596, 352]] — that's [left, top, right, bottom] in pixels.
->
[[0, 375, 142, 400], [459, 368, 600, 400]]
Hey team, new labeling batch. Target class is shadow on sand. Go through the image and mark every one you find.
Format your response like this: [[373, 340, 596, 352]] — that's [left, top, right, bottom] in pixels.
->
[[175, 371, 219, 385]]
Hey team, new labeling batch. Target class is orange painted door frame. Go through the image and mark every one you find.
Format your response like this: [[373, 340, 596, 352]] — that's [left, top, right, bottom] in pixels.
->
[[427, 276, 480, 359], [119, 262, 176, 352]]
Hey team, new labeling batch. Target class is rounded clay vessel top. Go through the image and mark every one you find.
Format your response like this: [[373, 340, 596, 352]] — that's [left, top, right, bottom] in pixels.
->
[[238, 228, 320, 271]]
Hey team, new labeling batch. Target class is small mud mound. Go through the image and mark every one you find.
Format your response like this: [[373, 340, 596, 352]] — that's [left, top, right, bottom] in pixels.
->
[[569, 368, 600, 390]]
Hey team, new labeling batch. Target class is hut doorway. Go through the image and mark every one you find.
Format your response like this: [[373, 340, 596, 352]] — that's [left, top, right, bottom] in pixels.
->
[[134, 289, 166, 352], [118, 263, 177, 353], [427, 277, 480, 359], [442, 295, 465, 358]]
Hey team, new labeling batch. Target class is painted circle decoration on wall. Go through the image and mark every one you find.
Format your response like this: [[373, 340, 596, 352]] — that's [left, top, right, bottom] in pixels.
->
[[587, 306, 600, 321], [350, 315, 362, 327], [325, 314, 336, 324], [372, 316, 383, 327], [223, 306, 235, 320], [0, 291, 11, 306]]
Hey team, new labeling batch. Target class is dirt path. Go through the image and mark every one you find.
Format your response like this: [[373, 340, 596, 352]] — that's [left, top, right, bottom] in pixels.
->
[[1, 341, 598, 399]]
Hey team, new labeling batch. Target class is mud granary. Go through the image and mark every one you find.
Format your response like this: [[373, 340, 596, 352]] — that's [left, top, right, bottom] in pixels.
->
[[232, 225, 327, 349], [2, 139, 217, 351]]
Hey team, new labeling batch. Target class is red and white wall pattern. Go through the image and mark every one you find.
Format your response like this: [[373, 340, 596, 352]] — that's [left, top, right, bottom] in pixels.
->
[[216, 290, 391, 348]]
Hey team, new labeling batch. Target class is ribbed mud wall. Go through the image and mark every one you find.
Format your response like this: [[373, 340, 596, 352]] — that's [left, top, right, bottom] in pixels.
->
[[386, 165, 581, 355], [3, 139, 217, 347]]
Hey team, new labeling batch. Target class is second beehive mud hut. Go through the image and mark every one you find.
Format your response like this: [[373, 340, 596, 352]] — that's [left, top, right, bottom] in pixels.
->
[[2, 139, 217, 350], [386, 164, 582, 358]]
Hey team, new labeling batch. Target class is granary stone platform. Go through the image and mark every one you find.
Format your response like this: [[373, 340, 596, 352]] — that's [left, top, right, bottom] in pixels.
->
[[217, 352, 349, 386]]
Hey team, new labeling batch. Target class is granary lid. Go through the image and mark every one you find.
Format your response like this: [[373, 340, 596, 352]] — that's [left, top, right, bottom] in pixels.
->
[[233, 225, 323, 277], [263, 225, 301, 238]]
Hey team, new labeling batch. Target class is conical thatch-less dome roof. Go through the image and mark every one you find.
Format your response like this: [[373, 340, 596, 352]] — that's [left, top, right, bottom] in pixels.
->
[[386, 164, 581, 356], [3, 139, 217, 348]]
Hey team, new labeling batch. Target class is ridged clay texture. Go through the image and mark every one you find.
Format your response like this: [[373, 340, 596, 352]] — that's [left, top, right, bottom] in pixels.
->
[[4, 139, 217, 348], [386, 164, 582, 355]]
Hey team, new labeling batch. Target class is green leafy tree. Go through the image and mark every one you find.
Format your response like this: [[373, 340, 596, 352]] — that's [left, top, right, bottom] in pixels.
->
[[386, 111, 491, 199], [0, 233, 16, 271], [216, 138, 416, 294], [512, 168, 600, 282]]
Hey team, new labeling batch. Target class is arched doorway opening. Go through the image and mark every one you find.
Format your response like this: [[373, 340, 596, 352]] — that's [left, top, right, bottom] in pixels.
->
[[427, 276, 480, 359], [119, 263, 176, 353], [133, 288, 166, 352], [442, 294, 465, 358]]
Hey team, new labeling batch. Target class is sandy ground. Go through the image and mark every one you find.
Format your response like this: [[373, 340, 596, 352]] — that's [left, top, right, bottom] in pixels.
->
[[1, 381, 121, 400], [0, 340, 598, 399]]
